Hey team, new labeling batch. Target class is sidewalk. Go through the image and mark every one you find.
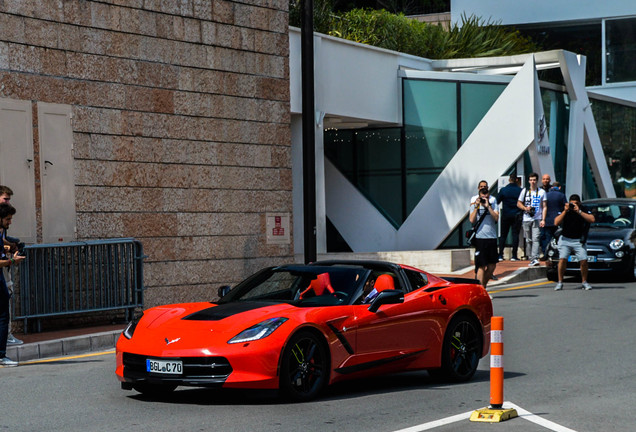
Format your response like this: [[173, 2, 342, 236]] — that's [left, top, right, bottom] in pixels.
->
[[3, 259, 548, 364], [437, 257, 548, 287], [5, 324, 126, 364]]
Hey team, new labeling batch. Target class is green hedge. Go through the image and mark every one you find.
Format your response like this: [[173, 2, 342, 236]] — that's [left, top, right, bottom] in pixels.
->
[[290, 3, 538, 59]]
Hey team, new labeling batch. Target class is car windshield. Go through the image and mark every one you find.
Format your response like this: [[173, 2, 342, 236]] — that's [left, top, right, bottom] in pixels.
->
[[588, 203, 635, 228], [218, 265, 370, 306]]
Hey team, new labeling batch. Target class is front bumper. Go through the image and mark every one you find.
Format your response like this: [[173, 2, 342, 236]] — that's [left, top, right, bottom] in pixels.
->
[[546, 246, 633, 274], [121, 352, 233, 387]]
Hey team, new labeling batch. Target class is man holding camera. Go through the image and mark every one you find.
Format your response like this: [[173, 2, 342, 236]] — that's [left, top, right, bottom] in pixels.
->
[[553, 194, 595, 291], [469, 181, 499, 287], [0, 186, 23, 346], [517, 173, 546, 267], [0, 203, 26, 366]]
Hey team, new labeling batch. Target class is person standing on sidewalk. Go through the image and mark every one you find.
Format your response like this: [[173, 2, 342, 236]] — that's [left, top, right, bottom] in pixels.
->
[[541, 181, 567, 257], [497, 174, 522, 261], [0, 185, 23, 346], [541, 174, 552, 193], [0, 203, 26, 366], [517, 173, 546, 267], [553, 194, 595, 291], [470, 182, 499, 287]]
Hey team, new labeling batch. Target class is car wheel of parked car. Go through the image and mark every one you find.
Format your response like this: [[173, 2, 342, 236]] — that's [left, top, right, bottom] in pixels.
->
[[547, 268, 558, 282], [280, 330, 329, 402], [431, 314, 482, 382], [133, 383, 178, 396], [628, 253, 636, 282]]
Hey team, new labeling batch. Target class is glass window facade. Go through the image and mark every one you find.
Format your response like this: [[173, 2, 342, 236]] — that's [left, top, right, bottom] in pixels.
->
[[605, 17, 636, 84], [591, 97, 636, 198]]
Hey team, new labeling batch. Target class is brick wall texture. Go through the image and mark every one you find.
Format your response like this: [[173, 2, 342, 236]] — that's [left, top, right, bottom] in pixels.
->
[[0, 0, 293, 307]]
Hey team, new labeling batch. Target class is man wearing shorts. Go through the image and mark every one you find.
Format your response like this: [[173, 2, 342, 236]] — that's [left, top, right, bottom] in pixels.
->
[[553, 194, 595, 291], [469, 181, 499, 287]]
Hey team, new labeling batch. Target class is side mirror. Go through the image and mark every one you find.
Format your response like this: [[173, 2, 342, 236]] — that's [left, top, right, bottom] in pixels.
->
[[217, 285, 231, 299], [368, 289, 404, 313]]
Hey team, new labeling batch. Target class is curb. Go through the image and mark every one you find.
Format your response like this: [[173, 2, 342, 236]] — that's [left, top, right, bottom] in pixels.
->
[[6, 329, 122, 363], [489, 266, 547, 286]]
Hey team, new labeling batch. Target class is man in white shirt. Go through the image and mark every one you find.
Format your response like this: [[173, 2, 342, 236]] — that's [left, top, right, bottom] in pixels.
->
[[517, 173, 546, 267]]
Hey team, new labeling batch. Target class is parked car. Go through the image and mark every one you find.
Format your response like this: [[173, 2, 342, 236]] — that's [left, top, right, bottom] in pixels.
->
[[546, 198, 636, 281], [116, 260, 493, 401]]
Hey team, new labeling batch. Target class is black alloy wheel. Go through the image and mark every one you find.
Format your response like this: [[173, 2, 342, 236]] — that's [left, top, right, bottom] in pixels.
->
[[436, 315, 482, 382], [280, 330, 329, 402]]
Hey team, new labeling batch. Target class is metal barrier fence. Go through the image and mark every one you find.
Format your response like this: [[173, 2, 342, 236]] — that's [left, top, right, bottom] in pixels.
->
[[11, 238, 145, 333]]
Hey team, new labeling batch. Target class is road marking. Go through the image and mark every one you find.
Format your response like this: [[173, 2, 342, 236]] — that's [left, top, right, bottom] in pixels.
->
[[489, 280, 552, 294], [390, 402, 578, 432], [507, 402, 579, 432], [20, 349, 115, 365], [391, 411, 473, 431]]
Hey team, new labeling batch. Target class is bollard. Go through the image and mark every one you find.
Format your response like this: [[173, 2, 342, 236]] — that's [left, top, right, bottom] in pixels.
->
[[470, 316, 517, 423], [490, 316, 504, 408]]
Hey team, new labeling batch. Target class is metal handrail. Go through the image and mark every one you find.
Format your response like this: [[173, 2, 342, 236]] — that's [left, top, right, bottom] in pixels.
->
[[10, 238, 145, 333]]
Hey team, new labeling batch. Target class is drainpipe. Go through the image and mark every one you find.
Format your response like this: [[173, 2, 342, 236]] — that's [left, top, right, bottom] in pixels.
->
[[301, 0, 317, 263]]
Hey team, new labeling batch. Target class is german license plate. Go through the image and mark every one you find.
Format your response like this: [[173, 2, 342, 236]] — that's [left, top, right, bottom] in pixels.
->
[[146, 359, 183, 375]]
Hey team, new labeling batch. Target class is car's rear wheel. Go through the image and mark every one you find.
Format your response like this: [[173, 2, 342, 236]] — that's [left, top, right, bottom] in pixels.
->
[[279, 330, 329, 402], [546, 268, 558, 282], [133, 382, 178, 396], [431, 314, 482, 382]]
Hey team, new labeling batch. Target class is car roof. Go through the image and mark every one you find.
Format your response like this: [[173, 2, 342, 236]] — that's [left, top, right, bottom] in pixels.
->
[[583, 198, 636, 205], [310, 260, 406, 273]]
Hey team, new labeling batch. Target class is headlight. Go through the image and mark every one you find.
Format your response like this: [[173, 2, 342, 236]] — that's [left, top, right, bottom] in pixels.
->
[[228, 317, 288, 344], [122, 315, 142, 340], [609, 239, 624, 250]]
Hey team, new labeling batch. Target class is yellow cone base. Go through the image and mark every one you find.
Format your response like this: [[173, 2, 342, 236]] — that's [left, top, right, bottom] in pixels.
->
[[470, 408, 518, 423]]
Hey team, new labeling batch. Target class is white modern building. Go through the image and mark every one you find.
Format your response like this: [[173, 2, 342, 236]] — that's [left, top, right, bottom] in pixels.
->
[[289, 24, 631, 257]]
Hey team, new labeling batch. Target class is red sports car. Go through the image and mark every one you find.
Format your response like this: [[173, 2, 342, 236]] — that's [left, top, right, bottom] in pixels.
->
[[116, 260, 492, 401]]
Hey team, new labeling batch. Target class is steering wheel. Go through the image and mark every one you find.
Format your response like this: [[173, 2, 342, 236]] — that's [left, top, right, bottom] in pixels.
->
[[613, 218, 631, 226], [332, 291, 348, 301]]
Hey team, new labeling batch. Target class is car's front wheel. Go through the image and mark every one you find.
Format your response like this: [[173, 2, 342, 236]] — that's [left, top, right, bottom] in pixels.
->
[[279, 330, 329, 402], [627, 253, 636, 281], [431, 314, 482, 382]]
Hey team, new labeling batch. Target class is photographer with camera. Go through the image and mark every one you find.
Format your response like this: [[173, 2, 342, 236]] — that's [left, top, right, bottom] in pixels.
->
[[553, 194, 595, 291], [517, 173, 546, 267], [0, 203, 26, 366], [469, 181, 499, 287], [0, 186, 23, 346]]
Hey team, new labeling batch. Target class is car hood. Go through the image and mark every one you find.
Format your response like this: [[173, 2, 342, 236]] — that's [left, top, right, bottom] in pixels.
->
[[588, 226, 633, 244], [127, 301, 302, 354]]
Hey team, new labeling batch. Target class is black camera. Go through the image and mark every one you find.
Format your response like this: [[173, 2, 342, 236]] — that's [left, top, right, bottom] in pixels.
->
[[527, 207, 536, 216], [16, 242, 26, 256], [568, 203, 575, 211], [4, 235, 25, 256], [479, 198, 486, 204]]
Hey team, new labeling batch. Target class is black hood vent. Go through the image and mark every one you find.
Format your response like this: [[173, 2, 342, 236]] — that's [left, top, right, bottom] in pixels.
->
[[183, 301, 274, 321]]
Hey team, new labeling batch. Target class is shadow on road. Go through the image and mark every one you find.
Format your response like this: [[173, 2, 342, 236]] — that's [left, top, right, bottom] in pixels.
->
[[126, 369, 526, 406]]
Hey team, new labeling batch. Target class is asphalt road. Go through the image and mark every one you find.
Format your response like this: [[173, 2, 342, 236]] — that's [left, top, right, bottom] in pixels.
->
[[2, 276, 634, 432]]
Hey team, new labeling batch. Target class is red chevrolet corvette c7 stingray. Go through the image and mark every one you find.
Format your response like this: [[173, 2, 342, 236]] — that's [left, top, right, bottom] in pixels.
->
[[116, 260, 492, 401]]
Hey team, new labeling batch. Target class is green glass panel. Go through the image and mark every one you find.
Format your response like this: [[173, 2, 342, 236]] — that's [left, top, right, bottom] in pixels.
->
[[460, 83, 506, 143], [403, 80, 457, 216]]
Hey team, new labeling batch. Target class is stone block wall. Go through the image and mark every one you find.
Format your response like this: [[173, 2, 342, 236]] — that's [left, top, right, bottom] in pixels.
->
[[0, 0, 293, 307]]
